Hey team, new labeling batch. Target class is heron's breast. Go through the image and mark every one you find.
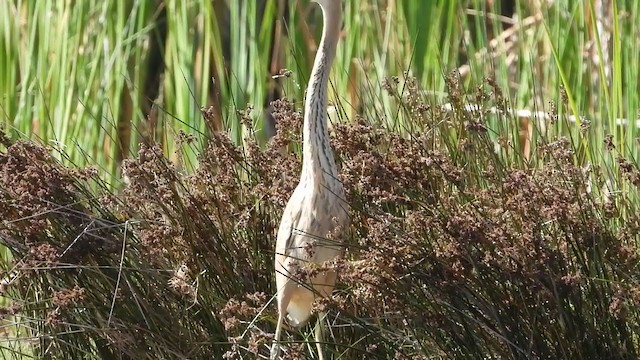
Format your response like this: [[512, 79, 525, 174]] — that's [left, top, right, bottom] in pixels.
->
[[280, 190, 347, 259]]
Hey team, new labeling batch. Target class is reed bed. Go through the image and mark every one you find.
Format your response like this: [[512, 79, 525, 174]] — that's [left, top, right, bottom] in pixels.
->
[[1, 0, 640, 359]]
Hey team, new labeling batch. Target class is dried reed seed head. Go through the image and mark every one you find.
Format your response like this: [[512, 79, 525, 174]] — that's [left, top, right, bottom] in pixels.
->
[[168, 264, 196, 298], [219, 292, 270, 334], [52, 285, 86, 307], [29, 243, 60, 263], [605, 134, 616, 151]]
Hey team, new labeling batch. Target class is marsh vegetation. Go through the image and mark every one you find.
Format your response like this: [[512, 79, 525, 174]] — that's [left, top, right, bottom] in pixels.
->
[[1, 1, 639, 359]]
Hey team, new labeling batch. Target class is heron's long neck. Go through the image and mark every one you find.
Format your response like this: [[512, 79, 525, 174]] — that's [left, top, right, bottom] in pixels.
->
[[301, 5, 341, 186]]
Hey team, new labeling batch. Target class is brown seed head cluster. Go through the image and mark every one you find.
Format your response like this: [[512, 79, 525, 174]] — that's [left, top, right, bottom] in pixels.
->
[[2, 78, 640, 358]]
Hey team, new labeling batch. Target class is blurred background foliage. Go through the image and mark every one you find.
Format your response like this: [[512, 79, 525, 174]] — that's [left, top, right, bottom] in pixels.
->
[[2, 0, 638, 184]]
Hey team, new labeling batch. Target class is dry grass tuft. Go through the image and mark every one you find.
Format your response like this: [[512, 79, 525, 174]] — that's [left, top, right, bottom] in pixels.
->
[[1, 79, 640, 359]]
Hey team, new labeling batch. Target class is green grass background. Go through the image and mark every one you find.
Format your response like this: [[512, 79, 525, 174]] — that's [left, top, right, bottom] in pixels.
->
[[3, 1, 639, 174]]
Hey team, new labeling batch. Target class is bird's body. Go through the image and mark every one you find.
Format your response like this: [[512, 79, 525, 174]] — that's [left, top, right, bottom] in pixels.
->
[[275, 173, 348, 325], [271, 0, 347, 359]]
